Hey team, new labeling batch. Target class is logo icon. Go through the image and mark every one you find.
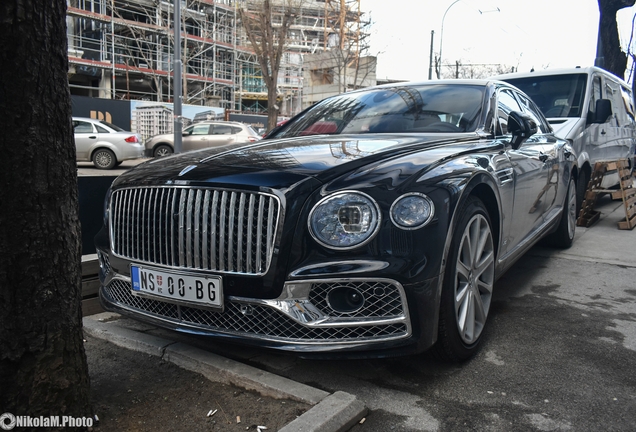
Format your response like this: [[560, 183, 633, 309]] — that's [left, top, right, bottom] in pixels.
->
[[157, 276, 163, 286], [0, 413, 16, 431]]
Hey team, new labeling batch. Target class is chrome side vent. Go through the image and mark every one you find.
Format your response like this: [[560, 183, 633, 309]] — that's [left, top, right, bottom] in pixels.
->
[[496, 168, 514, 185]]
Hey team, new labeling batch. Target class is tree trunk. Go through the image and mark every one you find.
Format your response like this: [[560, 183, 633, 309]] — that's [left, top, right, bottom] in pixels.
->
[[597, 0, 636, 79], [0, 0, 92, 421], [267, 79, 280, 132]]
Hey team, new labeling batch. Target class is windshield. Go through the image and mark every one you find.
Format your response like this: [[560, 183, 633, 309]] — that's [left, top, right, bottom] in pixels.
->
[[503, 74, 587, 118], [275, 84, 485, 138]]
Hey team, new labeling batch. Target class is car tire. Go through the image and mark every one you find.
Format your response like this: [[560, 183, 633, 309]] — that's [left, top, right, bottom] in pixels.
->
[[576, 168, 589, 215], [154, 144, 173, 157], [92, 148, 117, 170], [546, 176, 576, 249], [433, 196, 495, 363]]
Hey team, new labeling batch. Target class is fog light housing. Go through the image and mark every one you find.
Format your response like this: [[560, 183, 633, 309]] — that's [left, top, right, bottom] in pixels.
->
[[327, 286, 365, 313]]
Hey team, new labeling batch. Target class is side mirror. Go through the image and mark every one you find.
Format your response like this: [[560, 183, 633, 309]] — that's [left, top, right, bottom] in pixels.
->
[[508, 111, 537, 149], [591, 99, 612, 124]]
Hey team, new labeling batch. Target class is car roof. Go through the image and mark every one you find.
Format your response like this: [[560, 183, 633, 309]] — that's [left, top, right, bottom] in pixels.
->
[[491, 66, 621, 81], [73, 116, 101, 121], [192, 121, 244, 126]]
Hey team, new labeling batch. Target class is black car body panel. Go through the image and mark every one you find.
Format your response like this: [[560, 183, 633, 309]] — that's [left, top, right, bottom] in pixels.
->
[[96, 80, 577, 358]]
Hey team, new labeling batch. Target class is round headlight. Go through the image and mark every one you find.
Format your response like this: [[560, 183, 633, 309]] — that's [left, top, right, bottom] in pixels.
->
[[390, 193, 435, 230], [309, 192, 380, 250]]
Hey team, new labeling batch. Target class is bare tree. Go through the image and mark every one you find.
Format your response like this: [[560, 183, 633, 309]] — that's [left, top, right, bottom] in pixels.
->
[[0, 0, 92, 420], [239, 0, 301, 131], [444, 61, 519, 79], [597, 0, 636, 78]]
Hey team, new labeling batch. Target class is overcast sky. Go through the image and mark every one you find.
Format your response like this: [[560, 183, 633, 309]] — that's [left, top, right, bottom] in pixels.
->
[[361, 0, 636, 82]]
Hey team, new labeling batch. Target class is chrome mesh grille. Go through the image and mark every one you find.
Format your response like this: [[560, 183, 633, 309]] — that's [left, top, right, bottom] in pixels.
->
[[110, 187, 280, 275], [308, 281, 404, 318], [103, 279, 409, 342]]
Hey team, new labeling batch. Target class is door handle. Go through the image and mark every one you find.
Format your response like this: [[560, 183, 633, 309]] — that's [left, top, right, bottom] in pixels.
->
[[89, 135, 97, 139]]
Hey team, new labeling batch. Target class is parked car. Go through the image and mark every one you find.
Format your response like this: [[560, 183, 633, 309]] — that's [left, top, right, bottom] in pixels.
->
[[73, 117, 143, 169], [144, 121, 262, 157], [96, 80, 577, 362], [492, 67, 636, 210]]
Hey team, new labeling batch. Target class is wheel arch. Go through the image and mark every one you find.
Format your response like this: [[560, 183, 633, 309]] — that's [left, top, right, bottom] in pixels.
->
[[152, 141, 174, 151], [89, 144, 119, 162], [428, 172, 502, 346]]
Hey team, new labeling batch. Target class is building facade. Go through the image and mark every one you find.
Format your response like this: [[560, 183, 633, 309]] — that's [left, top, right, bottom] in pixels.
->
[[66, 0, 373, 118]]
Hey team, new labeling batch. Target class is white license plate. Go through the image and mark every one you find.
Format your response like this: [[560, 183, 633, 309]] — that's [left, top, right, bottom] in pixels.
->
[[131, 265, 222, 309]]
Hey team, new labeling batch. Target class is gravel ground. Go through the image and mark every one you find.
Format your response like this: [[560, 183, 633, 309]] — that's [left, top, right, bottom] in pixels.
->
[[84, 335, 309, 431]]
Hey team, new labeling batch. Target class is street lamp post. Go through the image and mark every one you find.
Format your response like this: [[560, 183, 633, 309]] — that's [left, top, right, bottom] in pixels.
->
[[437, 0, 462, 79]]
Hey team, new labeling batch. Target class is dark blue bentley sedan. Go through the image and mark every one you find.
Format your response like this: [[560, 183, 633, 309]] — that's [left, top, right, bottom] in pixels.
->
[[96, 80, 577, 362]]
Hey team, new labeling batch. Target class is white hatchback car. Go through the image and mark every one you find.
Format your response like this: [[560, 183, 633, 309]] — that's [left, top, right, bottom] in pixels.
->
[[73, 117, 144, 169], [144, 121, 262, 157]]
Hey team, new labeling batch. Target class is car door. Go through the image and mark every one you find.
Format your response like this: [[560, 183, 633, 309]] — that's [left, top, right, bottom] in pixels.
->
[[182, 123, 213, 151], [498, 88, 557, 254], [516, 90, 567, 225], [208, 124, 236, 146], [73, 120, 96, 161]]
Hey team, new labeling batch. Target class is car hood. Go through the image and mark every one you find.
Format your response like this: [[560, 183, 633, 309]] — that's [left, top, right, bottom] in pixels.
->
[[547, 117, 583, 139], [113, 133, 481, 190]]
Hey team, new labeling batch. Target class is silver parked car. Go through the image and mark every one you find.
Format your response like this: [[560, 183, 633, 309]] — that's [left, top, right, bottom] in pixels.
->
[[73, 117, 144, 169], [144, 121, 262, 157]]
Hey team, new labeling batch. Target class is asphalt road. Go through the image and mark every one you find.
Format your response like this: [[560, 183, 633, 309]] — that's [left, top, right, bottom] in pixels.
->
[[84, 159, 636, 431], [142, 195, 636, 432]]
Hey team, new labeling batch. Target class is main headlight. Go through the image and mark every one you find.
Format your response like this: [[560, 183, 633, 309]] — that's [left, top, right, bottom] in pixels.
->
[[309, 191, 380, 250], [390, 193, 435, 230]]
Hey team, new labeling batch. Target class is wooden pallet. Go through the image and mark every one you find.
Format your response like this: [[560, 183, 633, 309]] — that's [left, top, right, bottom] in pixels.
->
[[576, 159, 636, 229]]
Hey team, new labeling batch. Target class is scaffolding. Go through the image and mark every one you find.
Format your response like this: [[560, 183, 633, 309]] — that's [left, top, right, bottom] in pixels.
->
[[66, 0, 365, 116]]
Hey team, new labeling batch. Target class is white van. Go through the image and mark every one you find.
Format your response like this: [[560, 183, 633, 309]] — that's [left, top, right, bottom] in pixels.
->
[[492, 67, 636, 209]]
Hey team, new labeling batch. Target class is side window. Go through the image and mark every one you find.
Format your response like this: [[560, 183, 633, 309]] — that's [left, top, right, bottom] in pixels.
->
[[73, 121, 93, 134], [191, 124, 211, 135], [95, 124, 109, 133], [213, 125, 233, 135], [497, 89, 523, 135], [589, 76, 602, 118], [606, 81, 623, 126], [620, 86, 636, 126], [231, 126, 242, 134], [516, 92, 549, 134]]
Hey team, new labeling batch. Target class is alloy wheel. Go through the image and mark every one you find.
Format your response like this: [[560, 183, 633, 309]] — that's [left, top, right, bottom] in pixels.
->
[[454, 213, 495, 345]]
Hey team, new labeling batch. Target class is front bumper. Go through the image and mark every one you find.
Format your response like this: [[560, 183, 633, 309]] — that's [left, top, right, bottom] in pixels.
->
[[97, 249, 435, 354]]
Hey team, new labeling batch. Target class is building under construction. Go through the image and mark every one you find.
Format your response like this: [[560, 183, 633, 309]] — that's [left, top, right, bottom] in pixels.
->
[[66, 0, 372, 118]]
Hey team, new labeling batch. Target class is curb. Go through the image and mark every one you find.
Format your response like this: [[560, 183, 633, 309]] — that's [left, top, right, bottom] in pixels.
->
[[83, 313, 367, 432]]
